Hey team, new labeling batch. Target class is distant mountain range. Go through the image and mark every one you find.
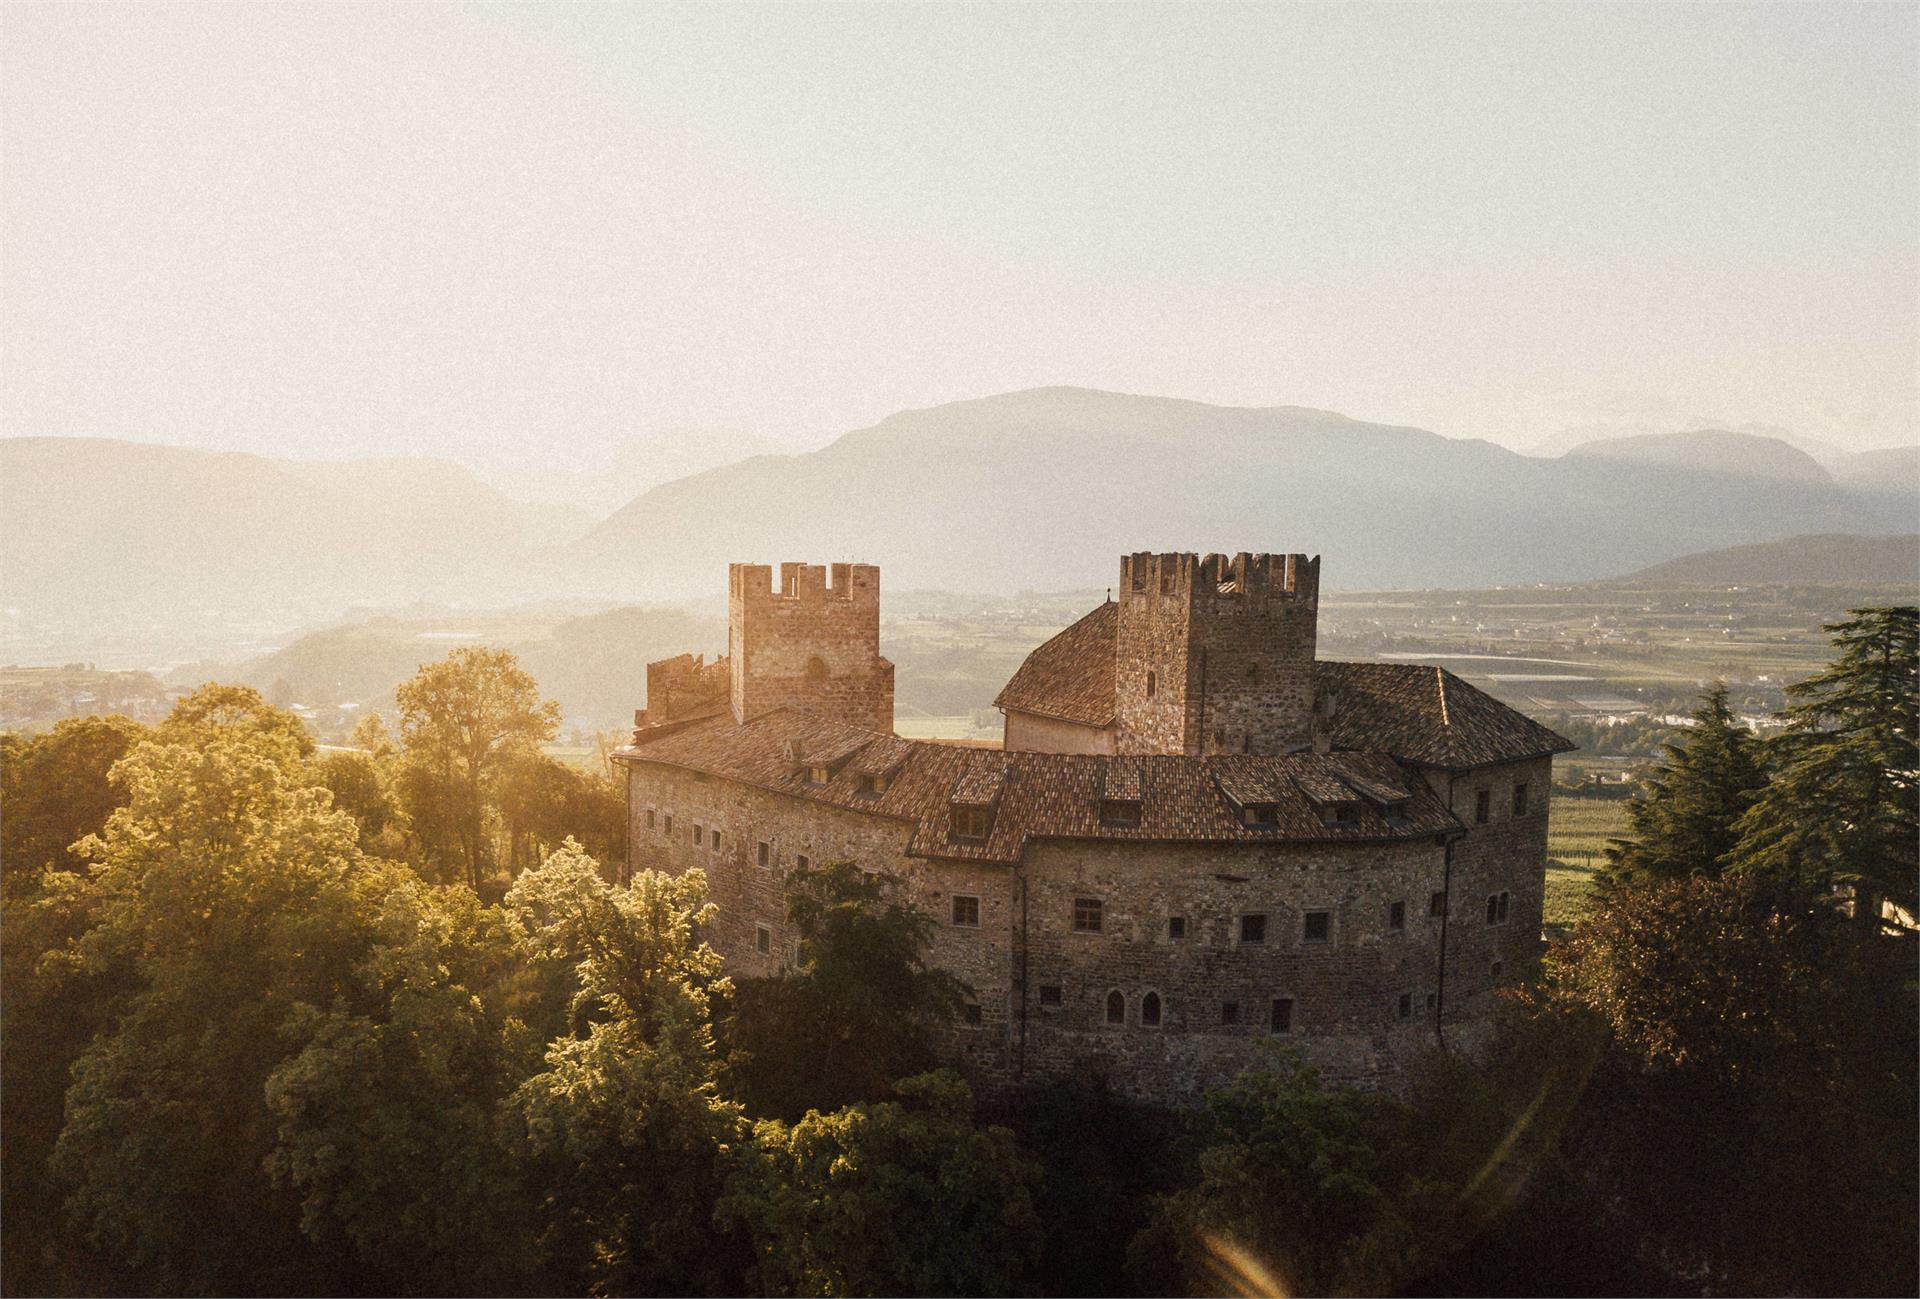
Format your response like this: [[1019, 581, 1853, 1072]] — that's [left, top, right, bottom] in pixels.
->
[[4, 389, 1916, 663], [556, 387, 1917, 598], [1606, 532, 1919, 588]]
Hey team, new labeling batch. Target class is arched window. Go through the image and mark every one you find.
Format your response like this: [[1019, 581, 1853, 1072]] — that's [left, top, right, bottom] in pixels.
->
[[1105, 989, 1126, 1025], [1145, 671, 1157, 699], [1141, 991, 1162, 1027], [806, 656, 829, 682]]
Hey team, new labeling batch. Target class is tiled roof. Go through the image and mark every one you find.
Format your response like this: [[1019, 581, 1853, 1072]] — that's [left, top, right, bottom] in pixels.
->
[[616, 709, 1462, 866], [993, 601, 1119, 726], [990, 598, 1572, 769], [1316, 661, 1576, 770]]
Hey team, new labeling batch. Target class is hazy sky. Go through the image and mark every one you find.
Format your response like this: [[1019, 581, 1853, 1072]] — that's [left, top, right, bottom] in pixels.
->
[[4, 1, 1915, 470]]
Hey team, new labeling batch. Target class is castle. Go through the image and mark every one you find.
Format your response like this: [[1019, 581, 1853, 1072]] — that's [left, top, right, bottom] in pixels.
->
[[615, 555, 1572, 1101]]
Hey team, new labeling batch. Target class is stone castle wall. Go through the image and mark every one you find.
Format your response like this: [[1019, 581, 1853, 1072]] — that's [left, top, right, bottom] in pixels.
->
[[623, 751, 1551, 1104], [727, 562, 894, 732]]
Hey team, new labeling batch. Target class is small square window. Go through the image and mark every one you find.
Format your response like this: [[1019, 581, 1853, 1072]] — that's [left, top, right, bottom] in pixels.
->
[[795, 854, 809, 871], [1397, 991, 1412, 1021], [953, 806, 991, 840], [1038, 984, 1063, 1007], [1388, 900, 1406, 931], [1513, 782, 1531, 817], [1303, 911, 1331, 943], [807, 765, 830, 785], [754, 925, 771, 956], [1429, 890, 1447, 918], [1271, 997, 1294, 1034], [951, 895, 980, 927], [1474, 790, 1491, 824], [1072, 898, 1103, 933], [1221, 1000, 1239, 1025], [1239, 913, 1267, 944], [757, 841, 771, 868], [962, 1003, 983, 1025], [1167, 915, 1187, 941]]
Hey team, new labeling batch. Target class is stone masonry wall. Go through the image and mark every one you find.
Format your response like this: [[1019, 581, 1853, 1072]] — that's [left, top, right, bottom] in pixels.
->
[[624, 750, 1554, 1105], [727, 562, 895, 732]]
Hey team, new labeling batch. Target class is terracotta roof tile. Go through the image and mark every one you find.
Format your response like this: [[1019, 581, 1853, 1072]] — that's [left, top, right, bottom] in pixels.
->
[[994, 601, 1118, 726], [615, 709, 1462, 866]]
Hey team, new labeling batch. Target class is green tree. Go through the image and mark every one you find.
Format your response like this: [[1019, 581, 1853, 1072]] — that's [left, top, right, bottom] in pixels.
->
[[394, 648, 560, 893], [0, 714, 148, 896], [724, 1071, 1043, 1297], [498, 752, 626, 875], [160, 681, 314, 763], [723, 860, 965, 1119], [1732, 606, 1918, 929], [1126, 1053, 1406, 1298], [314, 747, 406, 853], [504, 844, 748, 1295], [1598, 683, 1768, 894], [46, 720, 382, 1292]]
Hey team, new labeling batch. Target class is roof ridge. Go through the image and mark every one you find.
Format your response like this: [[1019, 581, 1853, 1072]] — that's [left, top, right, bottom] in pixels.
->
[[1434, 665, 1451, 728]]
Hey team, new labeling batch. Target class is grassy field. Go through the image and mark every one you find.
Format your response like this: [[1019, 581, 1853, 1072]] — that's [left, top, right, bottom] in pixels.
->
[[1544, 794, 1632, 927]]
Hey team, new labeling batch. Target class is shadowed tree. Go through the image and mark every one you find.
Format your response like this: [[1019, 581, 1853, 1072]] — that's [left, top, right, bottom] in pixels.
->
[[1731, 606, 1918, 930], [0, 714, 148, 897]]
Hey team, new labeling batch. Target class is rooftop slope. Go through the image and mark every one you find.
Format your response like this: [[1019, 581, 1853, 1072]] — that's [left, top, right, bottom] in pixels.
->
[[618, 708, 1460, 865]]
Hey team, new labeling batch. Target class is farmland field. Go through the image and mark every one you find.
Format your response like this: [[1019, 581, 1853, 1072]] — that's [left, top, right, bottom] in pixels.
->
[[1544, 793, 1631, 926]]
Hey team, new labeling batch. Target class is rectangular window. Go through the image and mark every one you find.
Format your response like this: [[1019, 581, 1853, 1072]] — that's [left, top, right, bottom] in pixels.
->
[[664, 815, 673, 836], [1167, 915, 1187, 941], [859, 773, 887, 796], [1425, 992, 1438, 1011], [1474, 789, 1491, 824], [962, 1003, 983, 1025], [1271, 997, 1294, 1034], [1100, 798, 1142, 827], [646, 809, 656, 830], [1513, 782, 1531, 817], [692, 823, 703, 845], [1038, 984, 1063, 1007], [951, 895, 980, 927], [1397, 991, 1413, 1021], [1221, 1000, 1239, 1025], [757, 840, 771, 868], [1239, 913, 1267, 944], [953, 806, 990, 840], [1429, 890, 1447, 918], [795, 854, 809, 871], [710, 829, 722, 851], [1243, 804, 1280, 827], [754, 925, 771, 956], [807, 765, 830, 785], [1072, 897, 1103, 933], [1486, 890, 1511, 925], [1388, 900, 1406, 931], [1303, 911, 1331, 943]]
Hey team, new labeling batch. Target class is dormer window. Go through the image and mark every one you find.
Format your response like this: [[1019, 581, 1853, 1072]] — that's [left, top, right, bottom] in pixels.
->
[[807, 765, 830, 785], [859, 773, 888, 797], [1099, 798, 1142, 827], [1242, 803, 1281, 828], [952, 805, 991, 840], [1320, 802, 1361, 827]]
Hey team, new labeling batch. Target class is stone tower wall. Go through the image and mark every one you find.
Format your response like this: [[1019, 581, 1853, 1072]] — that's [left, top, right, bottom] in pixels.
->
[[1113, 552, 1320, 756], [728, 562, 895, 732]]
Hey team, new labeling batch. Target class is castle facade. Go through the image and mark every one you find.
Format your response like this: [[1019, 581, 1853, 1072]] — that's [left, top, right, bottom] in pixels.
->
[[615, 555, 1571, 1102]]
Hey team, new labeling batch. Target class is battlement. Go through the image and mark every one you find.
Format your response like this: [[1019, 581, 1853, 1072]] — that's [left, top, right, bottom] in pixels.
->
[[730, 562, 880, 607], [1119, 552, 1320, 605]]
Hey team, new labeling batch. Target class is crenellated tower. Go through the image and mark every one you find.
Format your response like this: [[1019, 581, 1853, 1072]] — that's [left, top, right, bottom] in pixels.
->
[[1113, 551, 1321, 755], [727, 562, 895, 733]]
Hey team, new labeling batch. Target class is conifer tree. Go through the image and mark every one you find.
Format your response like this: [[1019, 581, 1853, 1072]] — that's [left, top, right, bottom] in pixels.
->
[[1599, 683, 1768, 893], [1731, 606, 1918, 931]]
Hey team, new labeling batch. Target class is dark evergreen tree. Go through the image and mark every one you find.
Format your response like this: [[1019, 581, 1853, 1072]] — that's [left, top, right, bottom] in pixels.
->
[[1598, 682, 1769, 895], [1732, 606, 1918, 930]]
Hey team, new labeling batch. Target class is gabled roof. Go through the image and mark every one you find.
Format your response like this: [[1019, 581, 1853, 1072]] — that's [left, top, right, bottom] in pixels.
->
[[993, 601, 1118, 726], [616, 709, 1461, 866], [1316, 661, 1576, 770], [991, 598, 1573, 770]]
